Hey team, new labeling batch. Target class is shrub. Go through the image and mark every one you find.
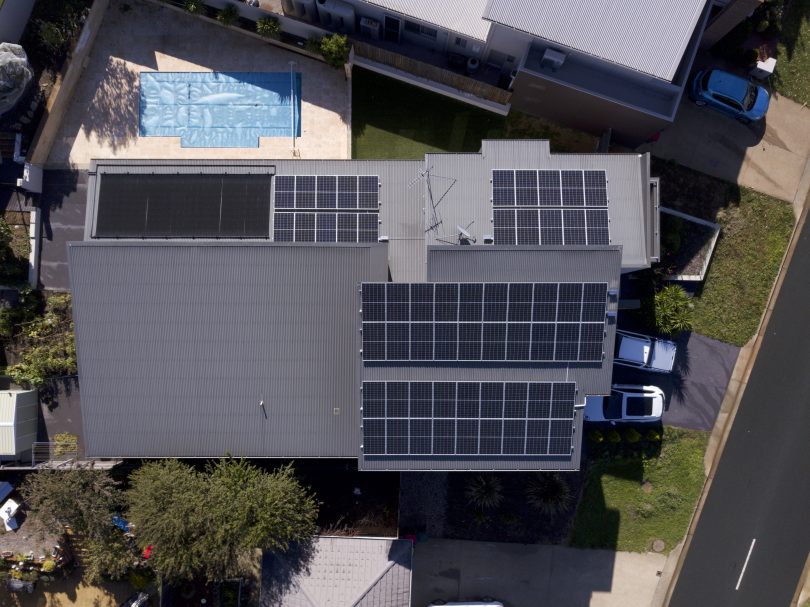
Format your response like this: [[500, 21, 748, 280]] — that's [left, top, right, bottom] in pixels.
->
[[319, 33, 349, 68], [607, 429, 621, 444], [217, 3, 239, 26], [184, 0, 204, 14], [464, 474, 503, 510], [305, 37, 322, 55], [755, 19, 770, 33], [128, 568, 154, 591], [741, 47, 759, 66], [646, 428, 662, 442], [256, 16, 281, 39], [624, 428, 642, 444], [654, 284, 693, 336], [53, 433, 78, 456], [41, 560, 56, 573], [588, 429, 604, 444], [526, 473, 572, 516], [662, 215, 685, 256]]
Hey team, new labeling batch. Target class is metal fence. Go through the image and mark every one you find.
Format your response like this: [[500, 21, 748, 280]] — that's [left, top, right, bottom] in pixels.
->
[[31, 441, 78, 468], [352, 41, 512, 106]]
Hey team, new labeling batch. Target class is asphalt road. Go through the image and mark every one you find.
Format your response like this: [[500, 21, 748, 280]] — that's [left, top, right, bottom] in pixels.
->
[[669, 218, 810, 606]]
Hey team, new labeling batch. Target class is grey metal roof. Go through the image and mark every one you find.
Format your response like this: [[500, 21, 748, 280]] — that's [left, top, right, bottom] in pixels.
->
[[70, 241, 388, 459], [361, 0, 492, 41], [261, 537, 412, 607], [483, 0, 709, 80], [424, 140, 656, 272], [359, 246, 621, 472]]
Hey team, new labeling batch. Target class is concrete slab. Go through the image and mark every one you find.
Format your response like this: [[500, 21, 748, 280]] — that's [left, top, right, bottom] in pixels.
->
[[639, 94, 810, 211], [412, 539, 666, 607], [46, 0, 350, 168]]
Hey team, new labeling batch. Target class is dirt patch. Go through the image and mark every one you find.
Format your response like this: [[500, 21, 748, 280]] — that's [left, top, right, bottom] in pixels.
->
[[660, 212, 718, 278]]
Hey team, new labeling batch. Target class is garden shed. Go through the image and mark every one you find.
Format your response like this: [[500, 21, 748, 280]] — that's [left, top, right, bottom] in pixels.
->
[[0, 389, 38, 461]]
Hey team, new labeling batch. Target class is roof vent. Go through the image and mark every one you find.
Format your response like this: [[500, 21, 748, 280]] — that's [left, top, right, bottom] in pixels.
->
[[540, 48, 566, 71], [483, 234, 494, 244], [377, 235, 389, 243]]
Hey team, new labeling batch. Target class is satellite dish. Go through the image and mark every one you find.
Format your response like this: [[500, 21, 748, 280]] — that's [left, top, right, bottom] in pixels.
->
[[456, 225, 472, 239]]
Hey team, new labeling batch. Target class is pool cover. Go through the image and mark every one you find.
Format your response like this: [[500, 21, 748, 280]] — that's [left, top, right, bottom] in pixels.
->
[[139, 72, 301, 148]]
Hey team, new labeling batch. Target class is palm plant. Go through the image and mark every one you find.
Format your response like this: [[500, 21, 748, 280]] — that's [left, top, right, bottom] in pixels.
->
[[526, 473, 571, 516], [464, 474, 503, 511], [654, 284, 694, 336]]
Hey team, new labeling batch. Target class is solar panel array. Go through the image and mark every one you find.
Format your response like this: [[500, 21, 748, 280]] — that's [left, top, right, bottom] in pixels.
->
[[361, 381, 576, 456], [492, 169, 610, 246], [274, 175, 379, 243], [361, 282, 607, 362]]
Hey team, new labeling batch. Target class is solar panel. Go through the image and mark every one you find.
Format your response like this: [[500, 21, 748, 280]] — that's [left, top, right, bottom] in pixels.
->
[[362, 381, 576, 456], [491, 169, 609, 246], [273, 175, 379, 210], [361, 282, 607, 362], [274, 212, 378, 243]]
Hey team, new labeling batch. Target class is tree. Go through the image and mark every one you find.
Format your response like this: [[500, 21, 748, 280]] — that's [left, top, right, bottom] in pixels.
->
[[654, 284, 694, 336], [319, 34, 349, 68], [7, 293, 77, 387], [127, 459, 319, 583]]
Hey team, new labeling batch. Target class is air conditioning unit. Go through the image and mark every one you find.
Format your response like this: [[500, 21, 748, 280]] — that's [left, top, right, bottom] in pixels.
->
[[360, 17, 381, 40], [540, 48, 566, 71]]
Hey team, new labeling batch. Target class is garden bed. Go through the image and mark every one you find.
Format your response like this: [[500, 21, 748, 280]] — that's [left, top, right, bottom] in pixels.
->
[[660, 207, 720, 282]]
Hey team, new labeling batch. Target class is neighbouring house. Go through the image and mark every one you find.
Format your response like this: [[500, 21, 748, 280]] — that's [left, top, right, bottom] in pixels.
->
[[0, 0, 36, 45], [208, 0, 760, 144], [68, 140, 659, 471], [0, 389, 38, 462], [261, 537, 412, 606]]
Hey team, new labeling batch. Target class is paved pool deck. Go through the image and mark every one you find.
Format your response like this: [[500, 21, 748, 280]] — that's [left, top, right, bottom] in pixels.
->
[[46, 0, 350, 168]]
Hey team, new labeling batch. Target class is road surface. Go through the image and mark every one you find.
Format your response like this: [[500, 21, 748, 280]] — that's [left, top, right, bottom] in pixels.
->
[[669, 217, 810, 606]]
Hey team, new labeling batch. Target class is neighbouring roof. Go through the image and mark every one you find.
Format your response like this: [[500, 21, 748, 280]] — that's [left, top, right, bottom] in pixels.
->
[[361, 0, 492, 41], [483, 0, 709, 80], [0, 390, 38, 457], [70, 242, 388, 459], [261, 537, 412, 607]]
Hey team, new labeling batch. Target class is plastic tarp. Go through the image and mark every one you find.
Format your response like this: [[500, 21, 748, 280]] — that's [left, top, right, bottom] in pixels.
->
[[0, 43, 33, 116]]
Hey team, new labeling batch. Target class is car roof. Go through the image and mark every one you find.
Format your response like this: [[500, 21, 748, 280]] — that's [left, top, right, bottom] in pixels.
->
[[707, 69, 750, 103], [650, 340, 677, 372], [618, 333, 650, 364]]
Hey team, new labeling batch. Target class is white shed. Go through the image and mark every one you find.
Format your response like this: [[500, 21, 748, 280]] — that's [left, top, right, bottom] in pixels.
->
[[0, 390, 38, 461]]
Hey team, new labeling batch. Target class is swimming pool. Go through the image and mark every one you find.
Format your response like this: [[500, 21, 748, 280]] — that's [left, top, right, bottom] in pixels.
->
[[139, 71, 301, 148]]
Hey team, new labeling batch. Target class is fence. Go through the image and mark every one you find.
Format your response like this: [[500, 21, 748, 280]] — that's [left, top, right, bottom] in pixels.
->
[[352, 41, 512, 106], [31, 441, 78, 468]]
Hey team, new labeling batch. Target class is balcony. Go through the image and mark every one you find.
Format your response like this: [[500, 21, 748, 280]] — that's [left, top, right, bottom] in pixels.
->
[[521, 45, 681, 119]]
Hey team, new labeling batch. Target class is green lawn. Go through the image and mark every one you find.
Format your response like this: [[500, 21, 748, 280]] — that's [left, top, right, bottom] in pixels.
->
[[351, 67, 596, 159], [652, 160, 794, 347], [774, 0, 810, 105], [569, 427, 708, 553]]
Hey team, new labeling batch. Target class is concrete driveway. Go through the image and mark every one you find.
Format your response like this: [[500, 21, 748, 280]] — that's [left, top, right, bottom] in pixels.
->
[[639, 93, 810, 212], [612, 332, 740, 432], [412, 539, 666, 607]]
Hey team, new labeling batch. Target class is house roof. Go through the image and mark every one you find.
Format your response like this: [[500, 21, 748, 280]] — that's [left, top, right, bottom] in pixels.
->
[[361, 0, 492, 42], [261, 537, 412, 607], [69, 242, 388, 459], [0, 391, 38, 458], [482, 0, 709, 80]]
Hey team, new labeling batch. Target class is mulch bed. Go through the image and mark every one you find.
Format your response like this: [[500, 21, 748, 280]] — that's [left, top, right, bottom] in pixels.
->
[[660, 213, 718, 279]]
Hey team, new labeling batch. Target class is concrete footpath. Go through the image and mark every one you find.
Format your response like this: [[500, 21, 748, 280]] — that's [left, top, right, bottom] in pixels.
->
[[412, 539, 666, 607]]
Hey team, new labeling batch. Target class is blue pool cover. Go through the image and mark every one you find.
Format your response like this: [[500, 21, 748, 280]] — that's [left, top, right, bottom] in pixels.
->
[[139, 72, 301, 148]]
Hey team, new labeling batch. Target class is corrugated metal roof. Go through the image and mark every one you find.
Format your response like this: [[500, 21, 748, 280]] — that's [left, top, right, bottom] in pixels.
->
[[424, 140, 654, 271], [261, 537, 412, 607], [359, 246, 620, 472], [361, 0, 492, 41], [70, 242, 388, 459], [483, 0, 708, 80]]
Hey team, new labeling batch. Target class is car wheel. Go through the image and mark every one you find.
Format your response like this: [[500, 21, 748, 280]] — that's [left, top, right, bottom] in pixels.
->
[[737, 116, 751, 125], [694, 99, 707, 107]]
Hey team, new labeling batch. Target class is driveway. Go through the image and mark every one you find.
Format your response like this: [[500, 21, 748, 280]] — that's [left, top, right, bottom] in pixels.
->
[[638, 93, 810, 211], [412, 539, 666, 607], [613, 332, 739, 431]]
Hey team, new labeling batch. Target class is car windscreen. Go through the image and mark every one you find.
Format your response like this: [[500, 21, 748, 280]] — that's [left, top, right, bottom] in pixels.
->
[[626, 396, 654, 417], [603, 392, 624, 419], [743, 84, 758, 111]]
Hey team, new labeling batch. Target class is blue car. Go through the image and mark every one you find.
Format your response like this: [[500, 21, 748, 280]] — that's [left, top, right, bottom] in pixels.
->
[[690, 69, 770, 123]]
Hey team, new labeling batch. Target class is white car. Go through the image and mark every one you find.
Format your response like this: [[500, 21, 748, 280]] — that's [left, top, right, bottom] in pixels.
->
[[584, 385, 665, 423], [614, 330, 677, 373]]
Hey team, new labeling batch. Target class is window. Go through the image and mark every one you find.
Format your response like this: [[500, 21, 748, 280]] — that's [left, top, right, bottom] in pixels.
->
[[455, 36, 467, 49], [404, 20, 437, 39], [713, 93, 742, 111]]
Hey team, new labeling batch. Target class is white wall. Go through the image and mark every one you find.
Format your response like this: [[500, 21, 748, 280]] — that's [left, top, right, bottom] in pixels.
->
[[0, 0, 35, 44]]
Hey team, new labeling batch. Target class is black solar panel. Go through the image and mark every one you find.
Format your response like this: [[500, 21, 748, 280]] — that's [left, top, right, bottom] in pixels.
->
[[362, 381, 576, 456], [361, 282, 607, 362], [274, 212, 378, 243], [491, 169, 609, 245], [95, 173, 272, 238]]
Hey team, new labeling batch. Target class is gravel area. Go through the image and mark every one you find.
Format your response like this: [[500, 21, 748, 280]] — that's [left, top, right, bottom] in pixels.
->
[[399, 472, 448, 538]]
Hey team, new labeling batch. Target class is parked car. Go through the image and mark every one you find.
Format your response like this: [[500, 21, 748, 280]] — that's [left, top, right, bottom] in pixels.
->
[[120, 592, 151, 607], [689, 68, 770, 123], [614, 330, 677, 373], [584, 385, 665, 423]]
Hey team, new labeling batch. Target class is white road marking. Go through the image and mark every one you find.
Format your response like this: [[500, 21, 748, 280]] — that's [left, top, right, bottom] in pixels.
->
[[735, 538, 757, 590]]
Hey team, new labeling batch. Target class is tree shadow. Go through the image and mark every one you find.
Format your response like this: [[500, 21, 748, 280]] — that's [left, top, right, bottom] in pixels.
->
[[259, 538, 317, 606], [79, 56, 140, 152], [776, 0, 810, 62]]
